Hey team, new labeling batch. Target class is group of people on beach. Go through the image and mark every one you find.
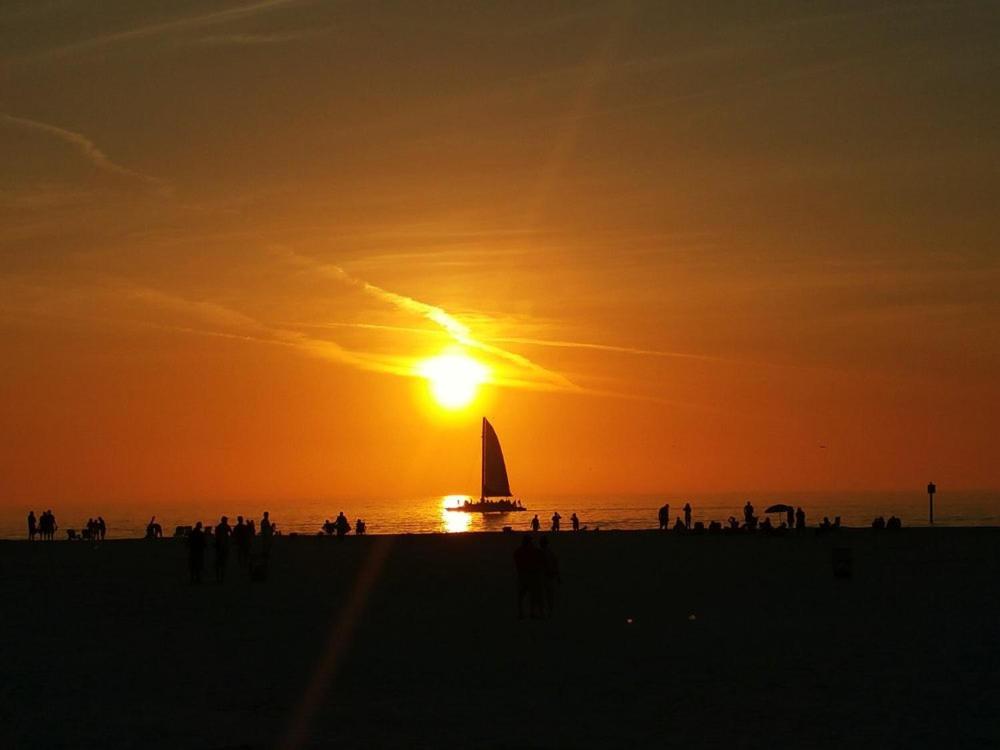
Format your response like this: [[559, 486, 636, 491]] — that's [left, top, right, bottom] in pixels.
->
[[529, 512, 581, 533], [26, 510, 59, 541], [514, 535, 560, 619], [186, 512, 277, 584], [321, 512, 365, 537]]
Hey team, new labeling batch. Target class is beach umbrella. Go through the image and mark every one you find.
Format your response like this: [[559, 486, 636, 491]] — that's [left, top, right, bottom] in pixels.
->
[[764, 504, 793, 514]]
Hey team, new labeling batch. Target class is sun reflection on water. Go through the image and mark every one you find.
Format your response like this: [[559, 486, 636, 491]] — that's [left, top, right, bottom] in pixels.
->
[[441, 495, 473, 533]]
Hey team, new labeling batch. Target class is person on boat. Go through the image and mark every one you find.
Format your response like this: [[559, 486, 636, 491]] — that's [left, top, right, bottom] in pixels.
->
[[539, 536, 560, 617], [514, 536, 543, 619], [551, 512, 561, 532], [335, 512, 350, 537], [571, 513, 580, 532], [683, 503, 692, 529], [658, 503, 669, 530], [530, 515, 540, 532]]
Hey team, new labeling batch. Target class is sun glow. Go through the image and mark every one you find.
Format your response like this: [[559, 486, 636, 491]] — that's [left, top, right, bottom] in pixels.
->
[[418, 352, 488, 409]]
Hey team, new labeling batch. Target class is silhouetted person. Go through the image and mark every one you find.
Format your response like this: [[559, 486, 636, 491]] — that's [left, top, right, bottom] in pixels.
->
[[872, 516, 886, 530], [247, 519, 256, 538], [743, 501, 754, 527], [322, 519, 335, 535], [260, 512, 274, 556], [214, 516, 231, 582], [355, 518, 366, 535], [761, 516, 773, 531], [188, 522, 206, 583], [27, 511, 36, 541], [335, 512, 350, 537], [683, 503, 692, 529], [97, 516, 106, 540], [233, 516, 250, 567], [530, 514, 540, 532], [571, 513, 580, 532], [887, 515, 902, 530], [820, 517, 832, 530], [658, 503, 670, 530], [795, 507, 805, 529], [540, 536, 560, 617], [551, 512, 561, 532], [728, 516, 739, 530], [514, 536, 543, 619], [146, 516, 162, 539], [786, 507, 794, 527], [673, 517, 685, 532]]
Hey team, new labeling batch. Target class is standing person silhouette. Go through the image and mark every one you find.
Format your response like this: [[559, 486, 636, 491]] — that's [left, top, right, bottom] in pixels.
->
[[743, 501, 755, 527], [551, 512, 561, 532], [335, 512, 350, 538], [188, 522, 206, 584], [786, 507, 794, 528], [795, 507, 805, 529], [658, 504, 670, 530], [530, 514, 540, 532], [97, 516, 106, 541], [233, 516, 250, 568], [571, 513, 580, 532], [683, 503, 692, 530], [260, 512, 274, 557], [27, 511, 36, 541], [214, 516, 231, 582]]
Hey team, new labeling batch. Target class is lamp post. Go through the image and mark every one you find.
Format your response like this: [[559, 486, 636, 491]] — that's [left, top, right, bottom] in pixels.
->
[[927, 482, 936, 525]]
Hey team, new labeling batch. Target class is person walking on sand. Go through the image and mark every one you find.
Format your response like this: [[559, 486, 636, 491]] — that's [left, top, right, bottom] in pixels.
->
[[188, 522, 206, 584], [214, 516, 232, 582], [27, 511, 37, 541], [551, 512, 561, 532], [540, 536, 561, 617], [683, 503, 692, 530], [658, 503, 670, 530], [530, 514, 541, 532], [571, 513, 580, 532]]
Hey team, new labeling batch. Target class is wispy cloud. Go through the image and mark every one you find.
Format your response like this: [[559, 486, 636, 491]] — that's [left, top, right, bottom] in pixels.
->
[[21, 0, 307, 62], [192, 28, 326, 46], [0, 113, 164, 188]]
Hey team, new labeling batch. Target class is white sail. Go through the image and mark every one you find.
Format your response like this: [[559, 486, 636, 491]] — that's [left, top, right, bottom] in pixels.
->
[[481, 417, 512, 499]]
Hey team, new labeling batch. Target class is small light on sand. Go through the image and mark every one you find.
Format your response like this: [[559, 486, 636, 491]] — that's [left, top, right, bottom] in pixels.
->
[[626, 617, 634, 624], [688, 614, 697, 621]]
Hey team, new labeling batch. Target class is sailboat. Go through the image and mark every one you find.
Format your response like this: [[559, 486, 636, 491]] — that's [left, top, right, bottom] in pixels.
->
[[447, 418, 526, 514]]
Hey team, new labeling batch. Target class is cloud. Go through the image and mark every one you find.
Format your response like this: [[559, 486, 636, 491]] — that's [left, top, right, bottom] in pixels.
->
[[22, 0, 307, 62], [192, 28, 326, 46], [0, 113, 164, 188]]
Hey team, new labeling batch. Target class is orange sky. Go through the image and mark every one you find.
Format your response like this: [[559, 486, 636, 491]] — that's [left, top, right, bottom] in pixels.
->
[[1, 1, 998, 506]]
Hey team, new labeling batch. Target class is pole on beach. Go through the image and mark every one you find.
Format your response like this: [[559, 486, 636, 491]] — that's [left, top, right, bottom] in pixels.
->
[[927, 482, 936, 525]]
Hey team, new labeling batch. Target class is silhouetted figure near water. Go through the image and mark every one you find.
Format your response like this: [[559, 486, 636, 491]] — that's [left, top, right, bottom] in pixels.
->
[[234, 516, 250, 568], [872, 516, 886, 530], [322, 519, 335, 535], [540, 536, 560, 617], [551, 512, 561, 532], [683, 503, 692, 529], [743, 501, 754, 528], [260, 512, 274, 556], [795, 507, 805, 529], [760, 516, 773, 531], [728, 516, 739, 530], [673, 517, 685, 532], [530, 514, 540, 532], [214, 516, 231, 582], [571, 513, 580, 532], [247, 519, 256, 538], [27, 511, 36, 541], [38, 510, 57, 540], [145, 516, 162, 539], [514, 536, 543, 619], [658, 504, 670, 530], [97, 516, 106, 540], [335, 512, 350, 537], [355, 519, 366, 535], [887, 515, 902, 530], [188, 522, 206, 584], [786, 507, 794, 527], [820, 517, 832, 530]]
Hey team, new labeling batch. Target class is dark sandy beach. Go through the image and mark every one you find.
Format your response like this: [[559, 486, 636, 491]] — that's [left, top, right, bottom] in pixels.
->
[[2, 529, 998, 749]]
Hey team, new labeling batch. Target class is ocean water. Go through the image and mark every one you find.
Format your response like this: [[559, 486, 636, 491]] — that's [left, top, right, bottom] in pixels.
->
[[2, 490, 998, 540]]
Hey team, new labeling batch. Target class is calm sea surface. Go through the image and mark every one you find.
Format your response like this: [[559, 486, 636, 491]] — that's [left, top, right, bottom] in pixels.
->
[[2, 490, 998, 540]]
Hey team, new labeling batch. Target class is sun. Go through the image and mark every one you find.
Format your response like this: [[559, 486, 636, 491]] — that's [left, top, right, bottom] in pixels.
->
[[418, 352, 489, 409]]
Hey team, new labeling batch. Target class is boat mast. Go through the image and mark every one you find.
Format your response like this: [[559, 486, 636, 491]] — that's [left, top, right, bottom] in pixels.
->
[[480, 417, 486, 502]]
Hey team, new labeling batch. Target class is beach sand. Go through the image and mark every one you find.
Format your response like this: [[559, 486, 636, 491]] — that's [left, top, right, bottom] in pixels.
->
[[1, 528, 997, 749]]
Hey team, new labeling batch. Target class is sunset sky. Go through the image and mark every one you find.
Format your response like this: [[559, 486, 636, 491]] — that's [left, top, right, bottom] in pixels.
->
[[1, 1, 998, 506]]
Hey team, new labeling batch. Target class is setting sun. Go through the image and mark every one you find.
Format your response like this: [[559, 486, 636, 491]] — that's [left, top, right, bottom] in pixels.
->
[[418, 352, 489, 409]]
